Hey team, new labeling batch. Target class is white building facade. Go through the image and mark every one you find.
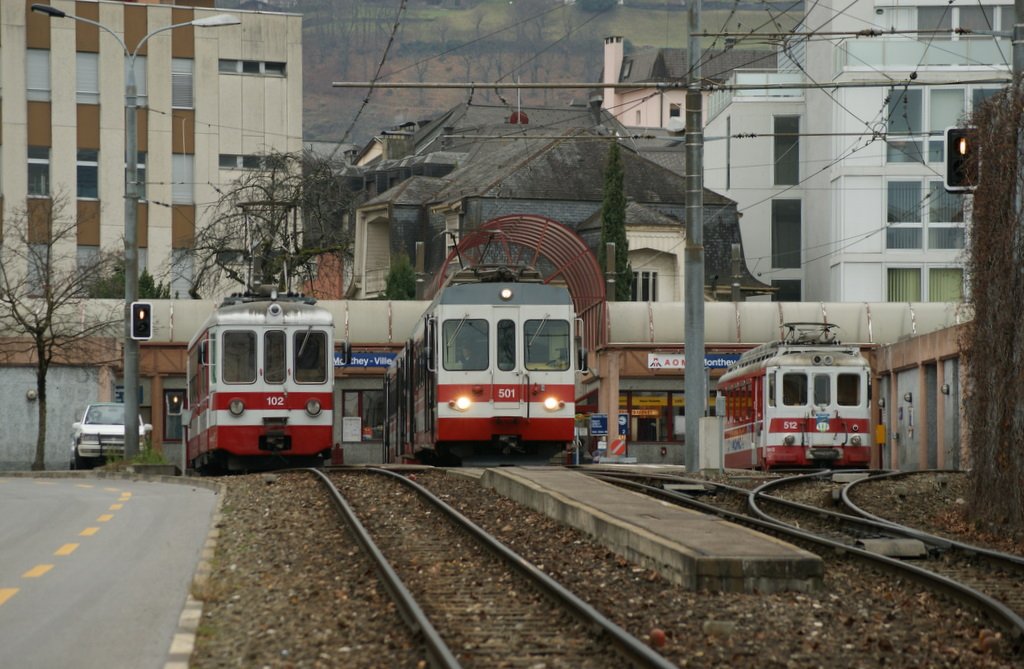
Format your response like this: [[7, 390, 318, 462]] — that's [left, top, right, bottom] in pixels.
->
[[706, 0, 1011, 302], [0, 1, 302, 298]]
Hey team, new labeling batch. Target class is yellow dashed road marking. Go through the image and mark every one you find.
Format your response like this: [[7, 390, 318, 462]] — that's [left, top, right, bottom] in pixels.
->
[[109, 504, 123, 510], [23, 565, 53, 578], [97, 514, 114, 522], [75, 484, 94, 489], [54, 544, 79, 556], [118, 494, 131, 501], [0, 588, 17, 605], [104, 487, 120, 492], [80, 527, 99, 537]]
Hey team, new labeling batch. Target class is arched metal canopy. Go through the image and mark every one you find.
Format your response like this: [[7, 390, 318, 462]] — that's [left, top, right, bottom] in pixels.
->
[[430, 214, 607, 348]]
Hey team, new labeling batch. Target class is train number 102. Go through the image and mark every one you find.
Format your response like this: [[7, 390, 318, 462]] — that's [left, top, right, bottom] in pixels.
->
[[266, 396, 285, 407]]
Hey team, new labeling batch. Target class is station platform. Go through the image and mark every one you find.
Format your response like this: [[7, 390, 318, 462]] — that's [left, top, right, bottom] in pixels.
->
[[465, 466, 823, 593]]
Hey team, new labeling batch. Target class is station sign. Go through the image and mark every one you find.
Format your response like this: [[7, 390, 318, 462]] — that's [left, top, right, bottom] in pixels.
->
[[647, 353, 740, 369], [335, 352, 397, 368], [588, 413, 608, 436]]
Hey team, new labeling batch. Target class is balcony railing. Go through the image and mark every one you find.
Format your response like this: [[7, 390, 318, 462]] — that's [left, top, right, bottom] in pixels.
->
[[836, 37, 1010, 72], [708, 71, 804, 120]]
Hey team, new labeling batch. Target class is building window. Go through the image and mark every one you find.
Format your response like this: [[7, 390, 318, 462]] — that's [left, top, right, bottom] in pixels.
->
[[928, 88, 964, 162], [172, 154, 194, 204], [771, 199, 801, 268], [171, 249, 193, 299], [617, 391, 686, 442], [27, 49, 51, 102], [631, 270, 658, 302], [219, 59, 287, 76], [164, 390, 185, 441], [343, 390, 384, 441], [635, 110, 641, 125], [171, 58, 194, 109], [28, 147, 50, 197], [126, 56, 148, 107], [219, 154, 264, 170], [887, 180, 963, 250], [76, 52, 99, 104], [135, 152, 148, 202], [930, 268, 963, 301], [773, 115, 799, 185], [886, 181, 923, 249], [77, 150, 99, 199], [669, 103, 681, 118], [887, 267, 921, 301], [771, 279, 801, 301], [886, 88, 923, 163]]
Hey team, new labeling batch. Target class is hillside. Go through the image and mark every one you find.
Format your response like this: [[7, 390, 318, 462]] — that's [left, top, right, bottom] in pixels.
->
[[227, 0, 799, 147]]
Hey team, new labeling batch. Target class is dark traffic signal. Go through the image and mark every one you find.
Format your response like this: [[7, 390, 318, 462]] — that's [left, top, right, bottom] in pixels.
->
[[944, 126, 975, 193], [130, 302, 153, 340]]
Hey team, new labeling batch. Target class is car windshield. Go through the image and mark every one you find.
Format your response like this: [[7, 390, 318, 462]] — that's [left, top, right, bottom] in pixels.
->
[[85, 406, 124, 425]]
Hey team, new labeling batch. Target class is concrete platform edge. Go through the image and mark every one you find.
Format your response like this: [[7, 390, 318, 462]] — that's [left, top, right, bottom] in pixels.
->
[[480, 468, 822, 593]]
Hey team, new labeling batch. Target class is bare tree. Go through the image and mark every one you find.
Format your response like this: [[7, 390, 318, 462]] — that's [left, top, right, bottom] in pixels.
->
[[188, 150, 355, 299], [0, 194, 120, 470]]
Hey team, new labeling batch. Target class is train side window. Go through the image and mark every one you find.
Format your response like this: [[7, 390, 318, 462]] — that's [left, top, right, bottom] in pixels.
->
[[223, 331, 257, 384], [768, 371, 776, 407], [837, 373, 861, 406], [497, 319, 516, 371], [782, 372, 807, 406], [264, 331, 286, 384], [813, 374, 831, 406], [294, 330, 328, 383]]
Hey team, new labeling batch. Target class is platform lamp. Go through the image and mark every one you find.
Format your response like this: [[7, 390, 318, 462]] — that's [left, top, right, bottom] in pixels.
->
[[31, 4, 240, 459]]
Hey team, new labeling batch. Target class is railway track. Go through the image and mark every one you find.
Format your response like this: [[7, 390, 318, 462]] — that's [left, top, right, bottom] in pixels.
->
[[589, 469, 1024, 652], [309, 468, 676, 669]]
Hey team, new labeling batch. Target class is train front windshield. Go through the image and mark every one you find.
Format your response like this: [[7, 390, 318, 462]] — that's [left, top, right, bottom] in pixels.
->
[[220, 328, 329, 384], [778, 371, 863, 407], [442, 317, 572, 372]]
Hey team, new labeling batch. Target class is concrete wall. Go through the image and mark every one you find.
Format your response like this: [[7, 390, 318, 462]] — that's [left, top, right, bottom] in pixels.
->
[[0, 366, 107, 471]]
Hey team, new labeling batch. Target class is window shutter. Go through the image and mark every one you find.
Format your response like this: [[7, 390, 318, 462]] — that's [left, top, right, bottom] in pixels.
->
[[171, 58, 193, 109], [27, 50, 51, 101], [77, 53, 100, 104]]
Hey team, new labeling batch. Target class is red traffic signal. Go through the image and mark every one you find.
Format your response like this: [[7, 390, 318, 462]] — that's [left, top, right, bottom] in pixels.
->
[[944, 126, 975, 193], [130, 302, 153, 340]]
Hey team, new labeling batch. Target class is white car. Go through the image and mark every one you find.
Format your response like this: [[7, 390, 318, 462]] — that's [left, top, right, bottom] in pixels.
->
[[71, 403, 153, 470]]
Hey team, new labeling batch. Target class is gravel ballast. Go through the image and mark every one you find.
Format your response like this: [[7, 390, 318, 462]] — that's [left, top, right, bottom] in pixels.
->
[[189, 470, 1020, 668]]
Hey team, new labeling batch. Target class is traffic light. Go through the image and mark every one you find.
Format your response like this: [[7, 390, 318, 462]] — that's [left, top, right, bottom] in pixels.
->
[[944, 126, 975, 193], [130, 302, 153, 340]]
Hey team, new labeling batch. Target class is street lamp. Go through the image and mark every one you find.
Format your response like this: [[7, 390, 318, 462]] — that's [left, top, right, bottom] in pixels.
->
[[31, 4, 239, 460]]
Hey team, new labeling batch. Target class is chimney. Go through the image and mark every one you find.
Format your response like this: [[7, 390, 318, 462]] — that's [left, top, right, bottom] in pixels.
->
[[603, 36, 623, 121]]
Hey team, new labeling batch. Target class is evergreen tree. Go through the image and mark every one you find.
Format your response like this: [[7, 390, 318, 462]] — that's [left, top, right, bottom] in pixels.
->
[[598, 141, 632, 301], [383, 252, 417, 300]]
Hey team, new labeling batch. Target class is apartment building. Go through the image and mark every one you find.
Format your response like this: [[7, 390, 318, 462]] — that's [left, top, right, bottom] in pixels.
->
[[706, 0, 1011, 301], [0, 0, 302, 298]]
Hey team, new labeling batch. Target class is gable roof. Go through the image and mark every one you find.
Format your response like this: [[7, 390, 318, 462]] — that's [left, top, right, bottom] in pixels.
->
[[432, 131, 732, 208], [616, 47, 778, 85]]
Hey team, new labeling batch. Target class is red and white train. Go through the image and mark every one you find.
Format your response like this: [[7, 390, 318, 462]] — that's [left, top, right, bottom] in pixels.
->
[[185, 292, 337, 474], [717, 322, 872, 470], [384, 274, 586, 465]]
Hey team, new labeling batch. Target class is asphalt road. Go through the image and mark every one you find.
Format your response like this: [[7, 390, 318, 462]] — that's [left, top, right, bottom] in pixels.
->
[[0, 476, 217, 669]]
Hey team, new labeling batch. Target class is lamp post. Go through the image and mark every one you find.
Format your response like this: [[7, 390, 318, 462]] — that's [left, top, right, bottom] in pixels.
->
[[31, 4, 239, 460]]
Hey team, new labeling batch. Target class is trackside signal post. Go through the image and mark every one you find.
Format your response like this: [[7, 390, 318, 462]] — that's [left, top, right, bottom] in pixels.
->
[[943, 127, 975, 193]]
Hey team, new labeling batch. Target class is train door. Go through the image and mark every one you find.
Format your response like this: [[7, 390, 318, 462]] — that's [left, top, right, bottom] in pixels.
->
[[492, 306, 523, 416]]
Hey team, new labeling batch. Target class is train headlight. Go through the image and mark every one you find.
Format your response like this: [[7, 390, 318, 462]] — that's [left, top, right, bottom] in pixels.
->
[[783, 435, 796, 446], [228, 398, 245, 416], [499, 288, 513, 301], [449, 396, 472, 411], [850, 435, 862, 446], [543, 396, 564, 411], [305, 398, 322, 417]]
